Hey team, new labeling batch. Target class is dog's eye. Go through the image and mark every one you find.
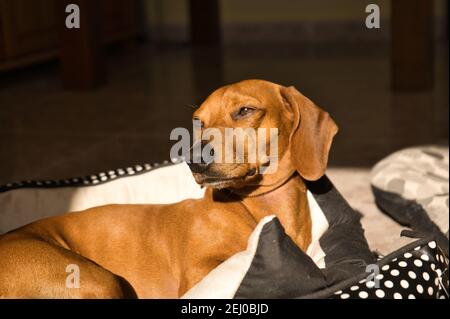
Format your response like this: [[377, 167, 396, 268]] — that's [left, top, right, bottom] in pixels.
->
[[233, 106, 256, 119]]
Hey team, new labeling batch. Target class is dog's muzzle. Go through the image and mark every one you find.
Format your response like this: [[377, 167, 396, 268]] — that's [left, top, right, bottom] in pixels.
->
[[187, 140, 215, 174]]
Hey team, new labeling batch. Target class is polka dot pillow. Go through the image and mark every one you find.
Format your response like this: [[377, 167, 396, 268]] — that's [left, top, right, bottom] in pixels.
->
[[325, 239, 448, 299]]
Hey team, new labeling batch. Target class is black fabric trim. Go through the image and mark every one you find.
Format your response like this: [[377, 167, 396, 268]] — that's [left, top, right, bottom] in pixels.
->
[[0, 160, 180, 194], [235, 175, 376, 298], [372, 185, 449, 257], [306, 176, 376, 285], [234, 218, 327, 298]]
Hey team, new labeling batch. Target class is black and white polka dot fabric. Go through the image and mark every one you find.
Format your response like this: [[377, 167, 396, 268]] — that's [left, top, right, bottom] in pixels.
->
[[0, 160, 175, 193], [329, 239, 449, 299]]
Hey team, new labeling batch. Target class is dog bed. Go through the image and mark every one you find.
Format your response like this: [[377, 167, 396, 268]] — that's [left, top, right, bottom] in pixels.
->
[[0, 161, 448, 299], [371, 145, 449, 257]]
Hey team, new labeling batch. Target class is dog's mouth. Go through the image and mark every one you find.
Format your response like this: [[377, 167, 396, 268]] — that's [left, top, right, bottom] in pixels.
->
[[195, 168, 257, 189], [200, 176, 243, 188]]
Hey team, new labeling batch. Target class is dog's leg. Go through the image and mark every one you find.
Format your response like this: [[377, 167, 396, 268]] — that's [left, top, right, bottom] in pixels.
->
[[0, 233, 137, 298]]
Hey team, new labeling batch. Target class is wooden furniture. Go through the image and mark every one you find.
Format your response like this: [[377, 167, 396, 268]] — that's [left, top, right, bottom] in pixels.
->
[[391, 0, 434, 91], [188, 0, 223, 103], [0, 0, 138, 72], [188, 0, 221, 46], [59, 0, 105, 89]]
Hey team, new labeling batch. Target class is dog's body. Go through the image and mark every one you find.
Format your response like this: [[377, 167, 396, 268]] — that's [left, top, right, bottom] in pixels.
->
[[0, 80, 337, 298]]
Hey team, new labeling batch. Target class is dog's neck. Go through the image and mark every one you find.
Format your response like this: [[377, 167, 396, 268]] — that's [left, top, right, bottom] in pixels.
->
[[213, 173, 312, 251], [231, 151, 298, 198]]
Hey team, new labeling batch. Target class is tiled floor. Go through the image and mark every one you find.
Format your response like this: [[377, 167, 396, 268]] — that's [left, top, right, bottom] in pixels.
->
[[0, 41, 448, 185]]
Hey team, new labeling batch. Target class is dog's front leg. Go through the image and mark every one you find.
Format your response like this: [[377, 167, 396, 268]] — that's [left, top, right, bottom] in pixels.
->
[[178, 257, 224, 297], [176, 208, 257, 297]]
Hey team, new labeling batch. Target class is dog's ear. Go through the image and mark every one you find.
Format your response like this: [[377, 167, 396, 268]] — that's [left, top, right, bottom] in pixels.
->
[[280, 86, 338, 181]]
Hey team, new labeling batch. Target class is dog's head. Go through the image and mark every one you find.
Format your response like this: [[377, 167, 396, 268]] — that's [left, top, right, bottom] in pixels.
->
[[188, 79, 338, 190]]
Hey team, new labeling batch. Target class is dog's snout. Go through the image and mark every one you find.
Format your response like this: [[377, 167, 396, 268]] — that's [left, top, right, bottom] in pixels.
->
[[188, 140, 214, 173]]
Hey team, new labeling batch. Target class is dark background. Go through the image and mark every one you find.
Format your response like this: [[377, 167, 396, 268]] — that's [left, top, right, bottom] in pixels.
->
[[0, 0, 448, 185]]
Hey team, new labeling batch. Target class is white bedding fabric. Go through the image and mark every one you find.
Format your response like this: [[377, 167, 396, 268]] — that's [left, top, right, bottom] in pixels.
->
[[0, 163, 204, 234]]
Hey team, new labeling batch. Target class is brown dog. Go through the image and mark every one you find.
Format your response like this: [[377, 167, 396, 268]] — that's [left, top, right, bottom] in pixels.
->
[[0, 80, 337, 298]]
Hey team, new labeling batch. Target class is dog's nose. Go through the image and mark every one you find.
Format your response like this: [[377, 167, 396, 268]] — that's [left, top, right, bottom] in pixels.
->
[[188, 140, 214, 173], [187, 162, 209, 173]]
